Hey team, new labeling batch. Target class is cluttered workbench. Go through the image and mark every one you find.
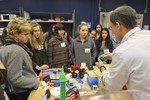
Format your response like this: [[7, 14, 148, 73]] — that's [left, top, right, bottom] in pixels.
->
[[28, 64, 111, 100]]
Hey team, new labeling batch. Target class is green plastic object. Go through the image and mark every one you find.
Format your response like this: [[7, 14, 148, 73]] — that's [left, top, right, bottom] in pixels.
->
[[59, 66, 66, 100], [98, 54, 107, 64]]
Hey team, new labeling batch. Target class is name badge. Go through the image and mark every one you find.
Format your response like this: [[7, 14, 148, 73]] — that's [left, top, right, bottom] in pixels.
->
[[60, 42, 66, 47], [85, 48, 91, 53]]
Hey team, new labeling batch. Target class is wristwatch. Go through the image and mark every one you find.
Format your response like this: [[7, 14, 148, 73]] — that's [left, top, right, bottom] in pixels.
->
[[99, 65, 106, 72]]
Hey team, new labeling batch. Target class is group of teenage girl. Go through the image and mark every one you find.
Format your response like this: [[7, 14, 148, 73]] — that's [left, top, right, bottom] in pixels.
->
[[0, 17, 119, 100], [25, 21, 118, 73], [33, 21, 118, 69]]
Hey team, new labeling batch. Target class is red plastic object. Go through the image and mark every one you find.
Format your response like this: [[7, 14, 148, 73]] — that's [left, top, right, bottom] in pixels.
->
[[39, 75, 47, 81], [75, 94, 79, 98], [122, 85, 128, 90], [48, 83, 54, 87], [71, 65, 80, 71]]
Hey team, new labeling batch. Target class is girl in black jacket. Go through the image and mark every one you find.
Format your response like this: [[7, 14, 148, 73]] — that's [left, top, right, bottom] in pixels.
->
[[95, 28, 114, 64]]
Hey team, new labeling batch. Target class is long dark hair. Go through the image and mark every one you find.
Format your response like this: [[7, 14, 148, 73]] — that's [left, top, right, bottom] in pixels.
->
[[65, 32, 72, 45], [98, 27, 113, 51], [95, 23, 102, 32], [48, 24, 55, 39]]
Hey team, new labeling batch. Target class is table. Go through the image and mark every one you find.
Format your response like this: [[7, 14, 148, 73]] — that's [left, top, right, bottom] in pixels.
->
[[28, 64, 111, 100], [0, 61, 5, 69]]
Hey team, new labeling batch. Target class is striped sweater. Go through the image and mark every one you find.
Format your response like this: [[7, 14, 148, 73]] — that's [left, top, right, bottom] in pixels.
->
[[48, 37, 70, 68]]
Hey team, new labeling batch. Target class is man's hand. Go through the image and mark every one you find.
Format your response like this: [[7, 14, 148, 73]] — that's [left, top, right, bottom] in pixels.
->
[[99, 66, 106, 72], [103, 52, 112, 60], [95, 58, 106, 72], [95, 58, 103, 68]]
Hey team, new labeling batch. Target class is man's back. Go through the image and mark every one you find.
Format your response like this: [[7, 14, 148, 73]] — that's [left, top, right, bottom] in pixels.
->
[[111, 27, 150, 94]]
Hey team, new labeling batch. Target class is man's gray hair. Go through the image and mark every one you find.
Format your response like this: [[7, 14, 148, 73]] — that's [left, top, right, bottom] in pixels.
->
[[110, 5, 137, 29]]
